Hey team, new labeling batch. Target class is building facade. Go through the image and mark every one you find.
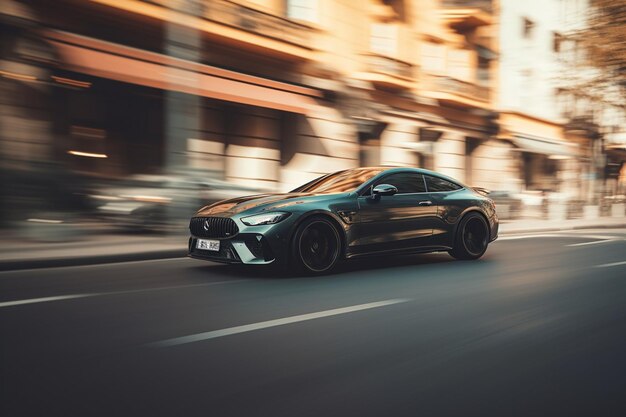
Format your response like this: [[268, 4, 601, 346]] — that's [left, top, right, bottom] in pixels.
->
[[556, 0, 626, 202], [0, 0, 503, 189], [1, 0, 624, 224], [497, 0, 581, 202]]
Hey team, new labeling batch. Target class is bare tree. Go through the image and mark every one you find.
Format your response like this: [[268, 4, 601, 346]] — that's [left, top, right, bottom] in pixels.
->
[[576, 0, 626, 100]]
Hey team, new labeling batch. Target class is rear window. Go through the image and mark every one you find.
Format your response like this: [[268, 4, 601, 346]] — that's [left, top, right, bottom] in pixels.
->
[[424, 175, 462, 192]]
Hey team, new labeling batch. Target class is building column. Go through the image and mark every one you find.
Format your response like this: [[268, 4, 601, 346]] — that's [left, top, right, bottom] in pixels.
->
[[280, 104, 359, 192], [471, 139, 519, 191], [380, 123, 414, 167], [164, 6, 202, 174], [435, 130, 466, 183]]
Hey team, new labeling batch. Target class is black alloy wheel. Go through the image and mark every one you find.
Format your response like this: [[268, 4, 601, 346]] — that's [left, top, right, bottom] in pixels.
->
[[293, 217, 341, 274], [449, 212, 489, 260]]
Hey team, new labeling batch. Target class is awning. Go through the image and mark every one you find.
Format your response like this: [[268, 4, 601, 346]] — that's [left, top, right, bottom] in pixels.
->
[[511, 135, 579, 158], [49, 32, 318, 115]]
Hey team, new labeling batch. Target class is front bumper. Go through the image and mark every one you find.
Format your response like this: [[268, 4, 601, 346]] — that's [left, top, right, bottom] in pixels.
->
[[187, 214, 297, 265], [188, 233, 277, 265]]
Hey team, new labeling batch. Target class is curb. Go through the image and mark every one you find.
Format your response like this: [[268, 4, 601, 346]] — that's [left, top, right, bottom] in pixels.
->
[[0, 249, 187, 272]]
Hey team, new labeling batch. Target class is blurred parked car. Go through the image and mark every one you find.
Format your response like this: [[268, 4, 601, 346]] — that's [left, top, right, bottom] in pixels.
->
[[90, 175, 262, 231], [601, 194, 626, 217], [488, 190, 523, 220]]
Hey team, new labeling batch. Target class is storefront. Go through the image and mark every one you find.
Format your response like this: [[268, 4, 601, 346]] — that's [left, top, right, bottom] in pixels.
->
[[499, 112, 579, 194], [46, 30, 333, 190]]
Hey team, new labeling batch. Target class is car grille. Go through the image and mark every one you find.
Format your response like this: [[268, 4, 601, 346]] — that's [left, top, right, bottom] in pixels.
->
[[189, 217, 239, 238]]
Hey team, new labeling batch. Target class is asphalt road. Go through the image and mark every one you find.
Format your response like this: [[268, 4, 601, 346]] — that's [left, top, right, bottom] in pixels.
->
[[2, 229, 626, 417]]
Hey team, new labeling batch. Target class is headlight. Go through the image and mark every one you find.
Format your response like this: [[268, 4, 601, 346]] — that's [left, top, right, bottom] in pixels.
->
[[241, 212, 290, 226]]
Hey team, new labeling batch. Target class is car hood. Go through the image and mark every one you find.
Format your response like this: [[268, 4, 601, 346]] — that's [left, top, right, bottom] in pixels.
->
[[196, 192, 341, 216]]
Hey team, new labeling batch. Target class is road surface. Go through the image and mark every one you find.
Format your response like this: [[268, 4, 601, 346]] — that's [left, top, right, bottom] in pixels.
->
[[2, 229, 626, 416]]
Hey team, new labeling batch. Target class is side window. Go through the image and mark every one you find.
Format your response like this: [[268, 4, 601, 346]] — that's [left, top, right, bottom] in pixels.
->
[[424, 175, 462, 192], [376, 173, 426, 194]]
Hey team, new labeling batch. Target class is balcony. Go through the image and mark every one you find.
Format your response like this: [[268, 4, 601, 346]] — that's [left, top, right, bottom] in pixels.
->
[[202, 0, 313, 50], [440, 0, 492, 31], [421, 75, 490, 108], [355, 53, 415, 91], [96, 0, 315, 60], [441, 0, 493, 13]]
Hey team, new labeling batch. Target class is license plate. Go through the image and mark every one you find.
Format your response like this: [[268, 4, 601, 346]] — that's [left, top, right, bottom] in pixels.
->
[[196, 239, 220, 251]]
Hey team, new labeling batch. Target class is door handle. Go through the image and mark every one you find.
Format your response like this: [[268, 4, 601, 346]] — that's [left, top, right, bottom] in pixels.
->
[[418, 200, 433, 206]]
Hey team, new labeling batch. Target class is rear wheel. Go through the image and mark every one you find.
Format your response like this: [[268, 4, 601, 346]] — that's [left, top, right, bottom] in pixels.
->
[[292, 217, 341, 274], [449, 212, 489, 260]]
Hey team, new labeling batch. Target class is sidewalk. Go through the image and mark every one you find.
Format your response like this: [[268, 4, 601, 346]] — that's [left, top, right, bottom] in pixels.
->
[[1, 217, 625, 271], [0, 232, 187, 271], [499, 216, 626, 234]]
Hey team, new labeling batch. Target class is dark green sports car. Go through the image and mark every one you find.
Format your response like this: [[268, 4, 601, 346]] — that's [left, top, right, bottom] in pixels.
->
[[188, 167, 498, 274]]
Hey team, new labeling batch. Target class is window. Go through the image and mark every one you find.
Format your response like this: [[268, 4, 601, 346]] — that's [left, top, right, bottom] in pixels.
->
[[553, 32, 563, 53], [286, 0, 318, 23], [420, 42, 446, 74], [522, 17, 535, 39], [375, 173, 426, 194], [477, 56, 490, 86], [574, 38, 586, 62], [447, 49, 472, 82], [424, 175, 462, 192], [370, 23, 398, 56]]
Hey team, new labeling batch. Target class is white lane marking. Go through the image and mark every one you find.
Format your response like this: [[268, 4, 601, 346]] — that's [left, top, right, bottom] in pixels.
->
[[150, 298, 412, 348], [567, 239, 617, 247], [497, 234, 567, 241], [0, 294, 93, 308], [0, 279, 248, 308], [594, 260, 626, 268]]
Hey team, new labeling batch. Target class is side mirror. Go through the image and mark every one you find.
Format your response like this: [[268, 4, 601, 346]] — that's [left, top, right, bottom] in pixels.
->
[[371, 184, 398, 199]]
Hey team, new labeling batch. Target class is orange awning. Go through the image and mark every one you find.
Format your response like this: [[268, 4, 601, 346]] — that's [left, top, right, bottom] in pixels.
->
[[50, 35, 318, 114]]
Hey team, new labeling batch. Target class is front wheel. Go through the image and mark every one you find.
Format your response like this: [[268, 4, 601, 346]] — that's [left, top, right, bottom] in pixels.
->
[[449, 212, 489, 260], [291, 217, 341, 274]]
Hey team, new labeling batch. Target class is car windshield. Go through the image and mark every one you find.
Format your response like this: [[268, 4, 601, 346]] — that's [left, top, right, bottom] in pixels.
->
[[291, 168, 384, 194]]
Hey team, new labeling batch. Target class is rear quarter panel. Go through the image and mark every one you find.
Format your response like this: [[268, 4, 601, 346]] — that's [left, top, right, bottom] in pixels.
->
[[430, 189, 497, 247]]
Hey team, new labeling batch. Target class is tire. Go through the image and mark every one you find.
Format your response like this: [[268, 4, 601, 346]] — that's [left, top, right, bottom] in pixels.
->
[[449, 212, 489, 260], [291, 216, 342, 274]]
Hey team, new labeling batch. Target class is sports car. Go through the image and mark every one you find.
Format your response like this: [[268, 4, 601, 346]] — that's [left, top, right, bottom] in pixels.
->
[[188, 167, 498, 274]]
